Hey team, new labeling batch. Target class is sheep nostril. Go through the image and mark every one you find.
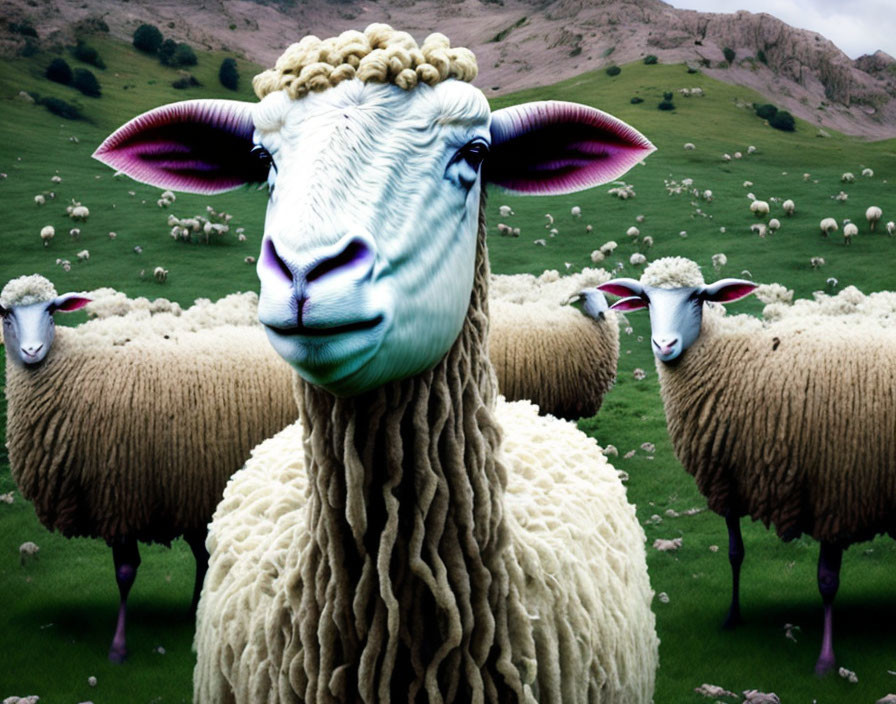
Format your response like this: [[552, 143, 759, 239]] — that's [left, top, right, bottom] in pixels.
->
[[306, 237, 374, 285], [260, 237, 293, 284]]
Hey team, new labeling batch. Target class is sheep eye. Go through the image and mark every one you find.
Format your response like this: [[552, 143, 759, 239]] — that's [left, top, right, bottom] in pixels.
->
[[458, 140, 489, 171], [250, 145, 275, 171]]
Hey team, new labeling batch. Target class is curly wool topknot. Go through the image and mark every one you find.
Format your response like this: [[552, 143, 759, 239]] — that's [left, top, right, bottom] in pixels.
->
[[1, 275, 58, 309], [253, 23, 478, 100], [640, 256, 706, 289]]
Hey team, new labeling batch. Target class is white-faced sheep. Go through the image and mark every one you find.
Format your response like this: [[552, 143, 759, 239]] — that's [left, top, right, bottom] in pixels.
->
[[97, 24, 659, 702], [600, 256, 896, 675], [842, 222, 858, 245], [767, 218, 780, 233], [39, 225, 54, 246], [1, 276, 298, 663], [887, 221, 895, 236], [781, 199, 795, 216], [67, 202, 90, 221], [866, 205, 883, 232], [34, 194, 45, 206], [862, 167, 874, 177], [684, 142, 696, 150], [153, 266, 168, 282], [489, 268, 620, 419], [841, 172, 855, 183], [76, 249, 89, 262], [820, 217, 838, 237], [749, 200, 769, 217]]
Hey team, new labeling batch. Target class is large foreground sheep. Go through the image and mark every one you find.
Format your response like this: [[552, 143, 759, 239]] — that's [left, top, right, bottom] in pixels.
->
[[96, 24, 659, 702], [1, 276, 298, 662], [599, 256, 896, 675]]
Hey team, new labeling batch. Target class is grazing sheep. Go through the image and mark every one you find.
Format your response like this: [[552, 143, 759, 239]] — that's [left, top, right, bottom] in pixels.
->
[[866, 205, 883, 232], [781, 199, 795, 216], [570, 205, 581, 217], [820, 217, 838, 237], [630, 252, 646, 266], [834, 191, 849, 202], [2, 275, 298, 662], [767, 218, 780, 233], [600, 257, 896, 674], [153, 266, 168, 282], [712, 253, 727, 271], [747, 145, 756, 154], [97, 24, 659, 702], [684, 142, 696, 150], [67, 203, 90, 221], [626, 225, 640, 238], [33, 194, 45, 206], [498, 204, 513, 217], [810, 256, 826, 268], [39, 225, 54, 246], [842, 222, 858, 245], [76, 249, 89, 262], [887, 221, 895, 236], [841, 172, 855, 183], [862, 167, 874, 178], [749, 200, 769, 217]]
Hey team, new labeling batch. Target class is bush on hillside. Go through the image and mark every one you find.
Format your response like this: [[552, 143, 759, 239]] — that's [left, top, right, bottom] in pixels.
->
[[658, 100, 675, 111], [605, 65, 621, 76], [133, 23, 163, 53], [73, 68, 101, 97], [172, 74, 201, 89], [159, 39, 197, 67], [630, 96, 644, 104], [72, 41, 106, 69], [643, 54, 658, 65], [722, 47, 736, 63], [219, 58, 239, 90], [755, 103, 778, 120], [663, 91, 673, 101], [769, 110, 795, 131], [41, 96, 82, 120], [9, 21, 37, 37], [46, 58, 73, 85]]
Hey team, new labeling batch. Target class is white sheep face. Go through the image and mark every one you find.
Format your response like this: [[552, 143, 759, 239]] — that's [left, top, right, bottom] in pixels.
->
[[1, 294, 90, 366], [251, 82, 488, 393]]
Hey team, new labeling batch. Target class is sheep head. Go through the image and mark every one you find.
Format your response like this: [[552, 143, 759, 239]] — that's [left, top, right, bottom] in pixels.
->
[[94, 33, 654, 396], [598, 259, 756, 363]]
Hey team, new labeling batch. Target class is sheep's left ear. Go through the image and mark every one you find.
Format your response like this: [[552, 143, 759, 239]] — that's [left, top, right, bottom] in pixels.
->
[[701, 279, 758, 303], [487, 101, 655, 195], [50, 294, 91, 313], [93, 99, 265, 194]]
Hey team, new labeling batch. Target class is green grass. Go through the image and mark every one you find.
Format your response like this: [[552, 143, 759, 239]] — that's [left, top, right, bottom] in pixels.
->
[[2, 35, 896, 702]]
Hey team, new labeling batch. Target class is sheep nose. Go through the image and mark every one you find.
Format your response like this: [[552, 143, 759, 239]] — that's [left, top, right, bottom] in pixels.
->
[[654, 337, 678, 356], [22, 343, 43, 357], [305, 235, 376, 289]]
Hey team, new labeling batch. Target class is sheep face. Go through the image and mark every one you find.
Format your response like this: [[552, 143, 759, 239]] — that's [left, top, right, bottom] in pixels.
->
[[1, 294, 90, 366], [95, 77, 653, 395], [597, 278, 756, 362]]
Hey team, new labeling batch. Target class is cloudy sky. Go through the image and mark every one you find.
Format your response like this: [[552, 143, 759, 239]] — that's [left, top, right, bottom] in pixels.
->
[[665, 0, 895, 59]]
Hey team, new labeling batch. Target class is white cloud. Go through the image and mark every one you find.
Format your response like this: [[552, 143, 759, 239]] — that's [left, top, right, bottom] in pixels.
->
[[665, 0, 896, 59]]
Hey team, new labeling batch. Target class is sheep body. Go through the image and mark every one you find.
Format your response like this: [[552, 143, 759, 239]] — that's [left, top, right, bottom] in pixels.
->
[[195, 398, 656, 703], [749, 200, 769, 217], [866, 205, 883, 231], [782, 199, 795, 216]]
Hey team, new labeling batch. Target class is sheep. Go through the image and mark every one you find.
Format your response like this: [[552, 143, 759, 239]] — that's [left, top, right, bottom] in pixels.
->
[[39, 225, 54, 246], [866, 205, 883, 232], [153, 266, 168, 282], [810, 256, 826, 268], [33, 194, 45, 206], [67, 202, 90, 221], [767, 218, 780, 232], [489, 268, 620, 419], [781, 199, 795, 216], [97, 23, 659, 702], [498, 204, 513, 217], [76, 249, 89, 262], [599, 256, 896, 674], [626, 225, 640, 238], [684, 142, 696, 150], [712, 253, 727, 271], [834, 191, 849, 202], [887, 221, 895, 236], [862, 167, 874, 178], [1, 275, 299, 662], [570, 205, 581, 218], [842, 222, 858, 245], [820, 217, 838, 237], [747, 145, 756, 154], [841, 172, 855, 183], [630, 252, 646, 266], [749, 200, 769, 217]]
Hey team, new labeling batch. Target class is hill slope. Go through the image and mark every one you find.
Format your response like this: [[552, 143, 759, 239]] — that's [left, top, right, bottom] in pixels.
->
[[2, 0, 895, 139]]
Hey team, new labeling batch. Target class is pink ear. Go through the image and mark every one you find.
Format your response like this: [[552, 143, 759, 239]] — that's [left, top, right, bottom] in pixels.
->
[[597, 278, 645, 299], [702, 279, 758, 303], [609, 296, 649, 312], [52, 294, 91, 312], [93, 99, 264, 194], [487, 101, 655, 195]]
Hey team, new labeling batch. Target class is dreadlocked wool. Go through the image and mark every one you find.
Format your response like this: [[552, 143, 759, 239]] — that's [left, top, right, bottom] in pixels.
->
[[194, 197, 658, 703], [5, 295, 298, 545], [657, 285, 896, 544]]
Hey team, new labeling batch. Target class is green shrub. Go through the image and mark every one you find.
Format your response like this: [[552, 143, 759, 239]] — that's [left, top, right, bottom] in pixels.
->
[[663, 91, 673, 101], [172, 74, 200, 89], [219, 57, 239, 90], [769, 110, 795, 131], [757, 49, 768, 65], [8, 21, 37, 38], [41, 96, 81, 120], [605, 65, 621, 76], [172, 42, 197, 67], [72, 67, 101, 97], [643, 54, 658, 65], [722, 47, 735, 63], [72, 41, 106, 69], [755, 103, 778, 120], [133, 23, 163, 53], [630, 96, 644, 104], [46, 58, 73, 85], [658, 100, 675, 111]]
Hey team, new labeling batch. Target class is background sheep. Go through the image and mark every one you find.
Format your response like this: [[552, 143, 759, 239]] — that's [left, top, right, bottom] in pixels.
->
[[819, 217, 838, 237], [38, 225, 54, 246], [866, 205, 883, 232], [2, 275, 298, 662], [489, 268, 620, 419], [842, 222, 858, 244], [781, 199, 795, 216], [749, 200, 769, 217], [599, 256, 896, 675], [97, 23, 659, 702]]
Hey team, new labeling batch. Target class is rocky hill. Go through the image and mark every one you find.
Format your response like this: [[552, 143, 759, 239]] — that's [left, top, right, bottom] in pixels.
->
[[3, 0, 895, 139]]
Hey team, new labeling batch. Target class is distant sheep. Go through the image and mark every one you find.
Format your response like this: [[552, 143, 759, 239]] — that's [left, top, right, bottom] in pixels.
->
[[861, 167, 874, 178], [843, 222, 858, 245], [39, 225, 54, 246], [866, 206, 882, 232], [841, 172, 855, 183], [684, 142, 696, 150], [820, 217, 838, 237], [571, 205, 581, 217], [749, 200, 769, 217], [34, 194, 45, 206], [2, 276, 298, 662], [782, 199, 795, 216], [153, 266, 168, 282], [76, 249, 89, 262], [887, 221, 895, 236]]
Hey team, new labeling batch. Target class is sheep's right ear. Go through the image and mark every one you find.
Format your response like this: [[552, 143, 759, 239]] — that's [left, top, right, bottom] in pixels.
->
[[702, 279, 758, 303], [93, 99, 265, 194], [597, 278, 645, 299], [608, 296, 648, 312], [50, 294, 91, 313]]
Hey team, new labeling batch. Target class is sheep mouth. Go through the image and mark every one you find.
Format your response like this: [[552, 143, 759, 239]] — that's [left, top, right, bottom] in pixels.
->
[[266, 315, 384, 338]]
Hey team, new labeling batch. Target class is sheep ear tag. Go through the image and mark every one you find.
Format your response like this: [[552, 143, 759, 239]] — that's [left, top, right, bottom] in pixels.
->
[[51, 294, 91, 313], [93, 99, 265, 194], [702, 279, 758, 303], [487, 101, 655, 195]]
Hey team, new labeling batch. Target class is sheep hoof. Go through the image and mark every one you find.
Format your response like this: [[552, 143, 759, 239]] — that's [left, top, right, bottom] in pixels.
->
[[814, 656, 835, 676], [108, 645, 127, 663]]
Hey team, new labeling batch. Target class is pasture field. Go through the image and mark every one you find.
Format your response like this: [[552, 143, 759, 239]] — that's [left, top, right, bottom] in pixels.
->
[[1, 34, 895, 703]]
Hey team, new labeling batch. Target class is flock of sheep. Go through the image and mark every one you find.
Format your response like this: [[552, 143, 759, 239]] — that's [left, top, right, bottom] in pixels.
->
[[2, 21, 895, 704]]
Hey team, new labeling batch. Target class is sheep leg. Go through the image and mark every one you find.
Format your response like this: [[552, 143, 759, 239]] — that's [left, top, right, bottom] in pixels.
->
[[814, 541, 843, 675], [184, 530, 209, 614], [722, 510, 744, 629], [109, 538, 141, 663]]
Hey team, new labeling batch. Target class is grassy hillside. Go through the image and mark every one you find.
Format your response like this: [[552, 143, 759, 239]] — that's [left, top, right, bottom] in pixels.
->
[[2, 36, 895, 703]]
